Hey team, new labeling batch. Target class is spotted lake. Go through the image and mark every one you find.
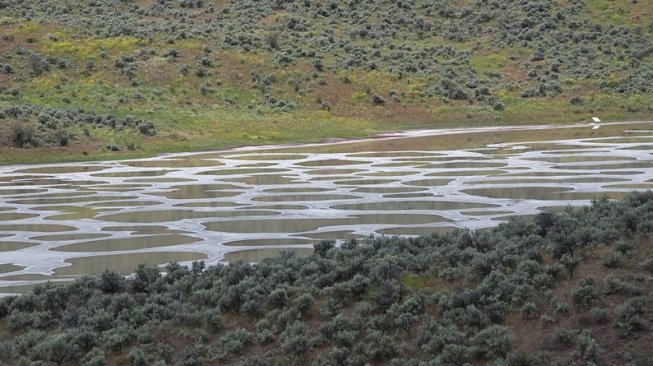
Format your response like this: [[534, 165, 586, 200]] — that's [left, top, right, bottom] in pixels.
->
[[1, 121, 652, 294]]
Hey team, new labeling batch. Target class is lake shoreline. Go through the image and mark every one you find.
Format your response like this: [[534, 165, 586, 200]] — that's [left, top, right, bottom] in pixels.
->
[[2, 119, 652, 167]]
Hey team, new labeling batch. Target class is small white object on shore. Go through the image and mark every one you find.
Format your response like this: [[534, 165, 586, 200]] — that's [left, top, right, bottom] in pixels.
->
[[590, 116, 601, 129]]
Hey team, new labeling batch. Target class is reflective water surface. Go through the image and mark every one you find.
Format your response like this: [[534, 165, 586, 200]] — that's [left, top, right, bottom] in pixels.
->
[[1, 121, 652, 293]]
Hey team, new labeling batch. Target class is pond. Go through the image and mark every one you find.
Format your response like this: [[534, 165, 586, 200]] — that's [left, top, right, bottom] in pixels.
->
[[1, 121, 652, 294]]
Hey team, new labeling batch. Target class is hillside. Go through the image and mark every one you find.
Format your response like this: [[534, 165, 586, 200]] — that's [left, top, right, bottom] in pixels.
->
[[0, 192, 652, 365], [0, 0, 652, 162]]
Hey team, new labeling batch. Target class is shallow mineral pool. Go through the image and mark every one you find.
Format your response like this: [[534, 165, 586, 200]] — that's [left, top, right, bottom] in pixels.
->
[[0, 121, 652, 294]]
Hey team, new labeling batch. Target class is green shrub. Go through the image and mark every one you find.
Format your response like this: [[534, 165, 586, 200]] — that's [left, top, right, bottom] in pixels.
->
[[590, 307, 611, 324], [218, 328, 252, 358], [602, 251, 623, 268], [616, 297, 647, 331], [471, 325, 515, 359], [281, 321, 309, 359], [573, 330, 599, 363], [571, 278, 601, 309], [554, 326, 574, 346]]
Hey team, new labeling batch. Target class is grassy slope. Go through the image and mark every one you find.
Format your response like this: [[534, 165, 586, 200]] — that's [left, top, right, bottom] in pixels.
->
[[0, 0, 651, 163]]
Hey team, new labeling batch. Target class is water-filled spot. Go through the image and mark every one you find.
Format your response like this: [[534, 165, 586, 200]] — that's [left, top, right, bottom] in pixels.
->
[[558, 177, 632, 183], [348, 152, 443, 158], [464, 210, 516, 216], [310, 176, 355, 181], [89, 184, 150, 189], [464, 177, 628, 185], [91, 185, 150, 192], [553, 162, 653, 170], [525, 156, 636, 163], [0, 178, 70, 187], [15, 166, 108, 174], [125, 177, 196, 183], [555, 191, 631, 200], [402, 179, 453, 187], [305, 169, 366, 175], [332, 201, 498, 211], [175, 201, 244, 208], [86, 201, 162, 207], [9, 195, 139, 206], [92, 169, 177, 178], [0, 213, 39, 221], [0, 241, 37, 251], [395, 156, 492, 162], [0, 175, 44, 182], [0, 188, 49, 196], [54, 252, 208, 276], [12, 191, 96, 199], [204, 219, 343, 233], [127, 159, 223, 168], [602, 184, 653, 189], [197, 168, 288, 175], [236, 163, 278, 168], [204, 214, 449, 233], [45, 212, 99, 220], [334, 179, 397, 186], [252, 194, 361, 202], [31, 233, 111, 241], [462, 187, 576, 200], [149, 189, 241, 200], [224, 238, 316, 247], [374, 161, 431, 168], [225, 154, 308, 160], [53, 234, 202, 252], [383, 193, 434, 199], [102, 226, 187, 235], [0, 224, 78, 232], [224, 248, 313, 262], [353, 186, 426, 194], [98, 209, 280, 223], [41, 207, 104, 220], [249, 204, 309, 210], [620, 145, 653, 151], [355, 214, 451, 225], [262, 187, 333, 193], [300, 231, 364, 240], [503, 171, 591, 177], [421, 162, 507, 169], [377, 226, 457, 236], [0, 264, 25, 273], [358, 171, 419, 177], [598, 171, 645, 175], [224, 175, 300, 185], [297, 159, 369, 167]]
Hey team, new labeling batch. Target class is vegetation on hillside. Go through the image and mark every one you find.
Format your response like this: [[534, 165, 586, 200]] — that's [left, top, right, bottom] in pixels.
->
[[0, 191, 651, 365], [0, 0, 652, 161]]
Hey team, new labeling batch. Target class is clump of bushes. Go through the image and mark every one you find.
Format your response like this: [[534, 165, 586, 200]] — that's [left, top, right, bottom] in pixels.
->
[[0, 104, 156, 149]]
